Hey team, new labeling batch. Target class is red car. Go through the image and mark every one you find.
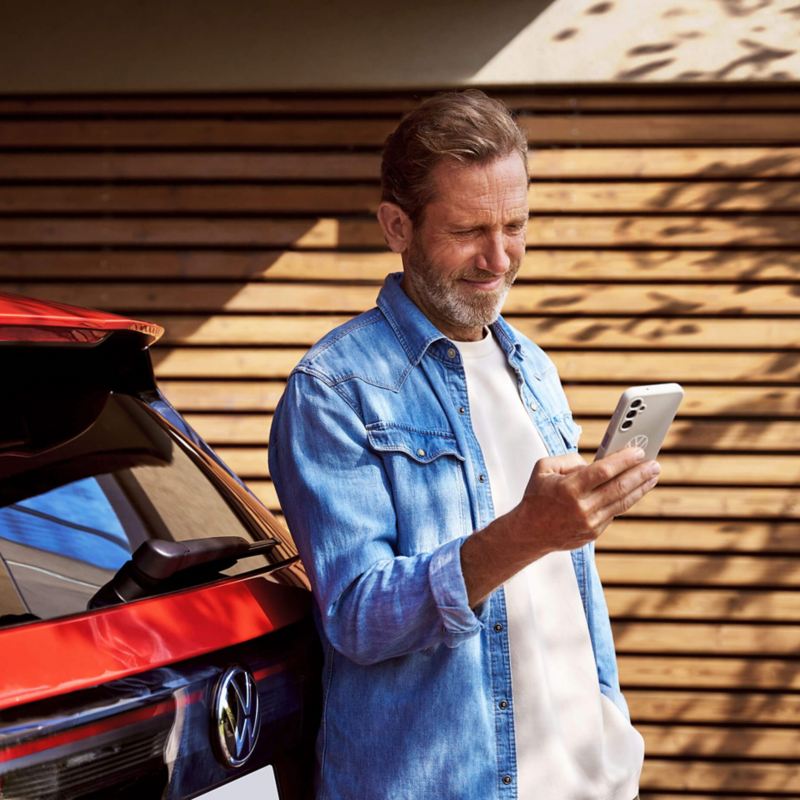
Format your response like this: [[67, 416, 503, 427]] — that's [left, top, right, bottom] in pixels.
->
[[0, 293, 318, 799]]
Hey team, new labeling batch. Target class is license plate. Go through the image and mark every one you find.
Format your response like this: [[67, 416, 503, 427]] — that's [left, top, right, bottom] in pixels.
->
[[194, 765, 280, 799]]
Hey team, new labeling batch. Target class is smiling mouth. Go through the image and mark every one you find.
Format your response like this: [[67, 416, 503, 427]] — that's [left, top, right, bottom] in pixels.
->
[[461, 276, 504, 290]]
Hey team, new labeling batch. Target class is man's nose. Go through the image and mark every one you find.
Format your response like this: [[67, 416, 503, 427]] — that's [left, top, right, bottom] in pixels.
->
[[476, 232, 511, 274]]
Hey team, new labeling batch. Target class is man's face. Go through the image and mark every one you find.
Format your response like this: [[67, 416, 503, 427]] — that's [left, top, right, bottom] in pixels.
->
[[401, 152, 529, 342]]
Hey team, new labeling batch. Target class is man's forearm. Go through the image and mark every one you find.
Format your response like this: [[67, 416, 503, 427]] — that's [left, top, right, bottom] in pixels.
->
[[460, 510, 543, 607]]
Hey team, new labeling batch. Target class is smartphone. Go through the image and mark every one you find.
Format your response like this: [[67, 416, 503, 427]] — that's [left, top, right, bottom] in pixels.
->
[[595, 383, 684, 461]]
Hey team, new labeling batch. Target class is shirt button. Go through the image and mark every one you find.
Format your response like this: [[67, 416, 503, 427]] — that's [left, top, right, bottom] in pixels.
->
[[499, 700, 509, 710], [417, 448, 426, 457], [458, 406, 466, 415], [529, 400, 537, 411], [447, 347, 457, 359], [494, 623, 504, 632], [502, 775, 512, 785], [478, 474, 486, 483]]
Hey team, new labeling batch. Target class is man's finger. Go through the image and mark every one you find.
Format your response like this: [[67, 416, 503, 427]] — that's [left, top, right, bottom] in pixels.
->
[[572, 446, 648, 493], [533, 452, 587, 477], [598, 471, 660, 521]]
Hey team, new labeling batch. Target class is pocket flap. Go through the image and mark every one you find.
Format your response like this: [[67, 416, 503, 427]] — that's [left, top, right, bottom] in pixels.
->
[[366, 423, 465, 463]]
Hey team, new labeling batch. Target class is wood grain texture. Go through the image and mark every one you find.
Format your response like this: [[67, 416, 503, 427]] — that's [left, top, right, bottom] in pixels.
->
[[3, 215, 800, 247], [145, 347, 800, 384], [180, 412, 800, 451], [5, 145, 800, 180], [1, 249, 798, 283], [619, 656, 800, 690], [628, 691, 800, 724], [6, 180, 800, 214], [3, 88, 798, 793], [1, 113, 798, 148], [638, 724, 800, 758], [4, 281, 798, 317], [641, 758, 800, 792], [159, 380, 800, 417], [598, 554, 800, 587], [599, 520, 800, 554]]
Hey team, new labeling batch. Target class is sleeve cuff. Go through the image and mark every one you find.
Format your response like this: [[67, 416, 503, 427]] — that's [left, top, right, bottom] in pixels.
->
[[428, 535, 484, 646]]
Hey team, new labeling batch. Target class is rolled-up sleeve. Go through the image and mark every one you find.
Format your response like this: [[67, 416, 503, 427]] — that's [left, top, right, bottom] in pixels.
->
[[269, 369, 483, 665]]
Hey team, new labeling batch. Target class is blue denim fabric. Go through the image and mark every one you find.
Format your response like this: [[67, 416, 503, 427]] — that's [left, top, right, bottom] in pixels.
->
[[269, 272, 629, 800]]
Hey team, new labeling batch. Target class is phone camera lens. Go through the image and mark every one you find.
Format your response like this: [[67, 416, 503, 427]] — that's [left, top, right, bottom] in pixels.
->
[[620, 420, 634, 431], [630, 398, 643, 409], [625, 409, 638, 419]]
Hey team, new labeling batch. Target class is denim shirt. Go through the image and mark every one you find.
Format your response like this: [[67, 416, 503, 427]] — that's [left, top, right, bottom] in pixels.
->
[[269, 272, 628, 800]]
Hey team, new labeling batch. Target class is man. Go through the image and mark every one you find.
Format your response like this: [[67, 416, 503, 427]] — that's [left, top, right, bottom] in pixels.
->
[[269, 90, 656, 800]]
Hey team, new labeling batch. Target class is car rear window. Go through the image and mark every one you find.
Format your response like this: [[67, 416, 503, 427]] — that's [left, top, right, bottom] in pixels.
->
[[0, 393, 271, 626]]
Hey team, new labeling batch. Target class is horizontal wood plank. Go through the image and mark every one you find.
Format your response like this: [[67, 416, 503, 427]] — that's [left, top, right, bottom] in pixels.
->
[[159, 381, 800, 418], [0, 151, 382, 181], [6, 181, 800, 214], [629, 690, 800, 724], [0, 184, 382, 214], [619, 656, 800, 690], [5, 146, 800, 182], [6, 281, 799, 317], [142, 313, 800, 350], [529, 181, 800, 212], [3, 215, 800, 247], [641, 758, 800, 793], [250, 477, 799, 520], [529, 215, 800, 247], [3, 249, 799, 284], [184, 412, 800, 451], [0, 118, 397, 148], [148, 348, 800, 384], [599, 519, 800, 554], [4, 90, 800, 115], [212, 446, 800, 487], [598, 554, 800, 587], [2, 114, 800, 148], [642, 794, 786, 800], [639, 723, 800, 759], [630, 486, 800, 519], [612, 620, 800, 652], [518, 113, 800, 145], [606, 588, 800, 621], [565, 385, 800, 418], [531, 146, 800, 179]]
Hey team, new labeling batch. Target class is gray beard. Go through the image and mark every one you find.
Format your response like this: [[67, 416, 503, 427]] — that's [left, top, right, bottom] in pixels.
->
[[405, 240, 518, 332]]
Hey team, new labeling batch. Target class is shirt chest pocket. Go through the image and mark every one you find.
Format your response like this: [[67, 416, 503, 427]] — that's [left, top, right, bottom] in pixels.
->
[[365, 423, 469, 552]]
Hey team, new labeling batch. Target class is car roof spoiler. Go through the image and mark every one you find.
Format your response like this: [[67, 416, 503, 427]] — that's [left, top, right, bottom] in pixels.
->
[[0, 292, 163, 348]]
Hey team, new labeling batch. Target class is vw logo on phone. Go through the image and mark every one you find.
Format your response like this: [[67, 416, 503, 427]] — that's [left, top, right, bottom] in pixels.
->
[[627, 434, 649, 450]]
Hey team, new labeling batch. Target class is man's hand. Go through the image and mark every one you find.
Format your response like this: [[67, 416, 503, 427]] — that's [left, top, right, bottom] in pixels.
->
[[514, 447, 660, 558], [461, 447, 660, 607]]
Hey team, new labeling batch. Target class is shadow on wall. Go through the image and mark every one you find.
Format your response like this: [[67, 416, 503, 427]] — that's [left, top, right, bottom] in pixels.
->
[[548, 0, 800, 81]]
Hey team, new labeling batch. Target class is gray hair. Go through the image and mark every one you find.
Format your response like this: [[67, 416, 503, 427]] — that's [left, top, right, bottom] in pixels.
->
[[380, 90, 528, 223]]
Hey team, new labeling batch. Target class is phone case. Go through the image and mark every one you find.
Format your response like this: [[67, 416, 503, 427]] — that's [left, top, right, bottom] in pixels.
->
[[595, 383, 684, 461]]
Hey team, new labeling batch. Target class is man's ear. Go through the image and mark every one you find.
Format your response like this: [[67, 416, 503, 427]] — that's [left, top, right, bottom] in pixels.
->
[[377, 202, 413, 253]]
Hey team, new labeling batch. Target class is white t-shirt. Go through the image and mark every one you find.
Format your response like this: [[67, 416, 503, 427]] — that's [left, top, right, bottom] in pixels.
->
[[455, 331, 644, 800]]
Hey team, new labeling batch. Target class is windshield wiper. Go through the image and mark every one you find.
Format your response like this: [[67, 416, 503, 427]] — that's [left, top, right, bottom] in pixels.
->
[[88, 536, 280, 609]]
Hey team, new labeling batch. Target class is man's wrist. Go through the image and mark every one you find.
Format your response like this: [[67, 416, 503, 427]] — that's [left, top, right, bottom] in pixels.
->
[[460, 506, 547, 608]]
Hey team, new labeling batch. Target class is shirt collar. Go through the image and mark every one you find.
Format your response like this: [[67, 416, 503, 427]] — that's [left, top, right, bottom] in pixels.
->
[[376, 272, 523, 365]]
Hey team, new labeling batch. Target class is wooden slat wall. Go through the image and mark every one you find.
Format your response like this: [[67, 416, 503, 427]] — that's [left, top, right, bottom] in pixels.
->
[[0, 87, 798, 797]]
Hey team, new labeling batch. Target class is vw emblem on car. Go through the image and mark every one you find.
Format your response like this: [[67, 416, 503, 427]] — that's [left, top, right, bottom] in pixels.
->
[[213, 666, 260, 767]]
